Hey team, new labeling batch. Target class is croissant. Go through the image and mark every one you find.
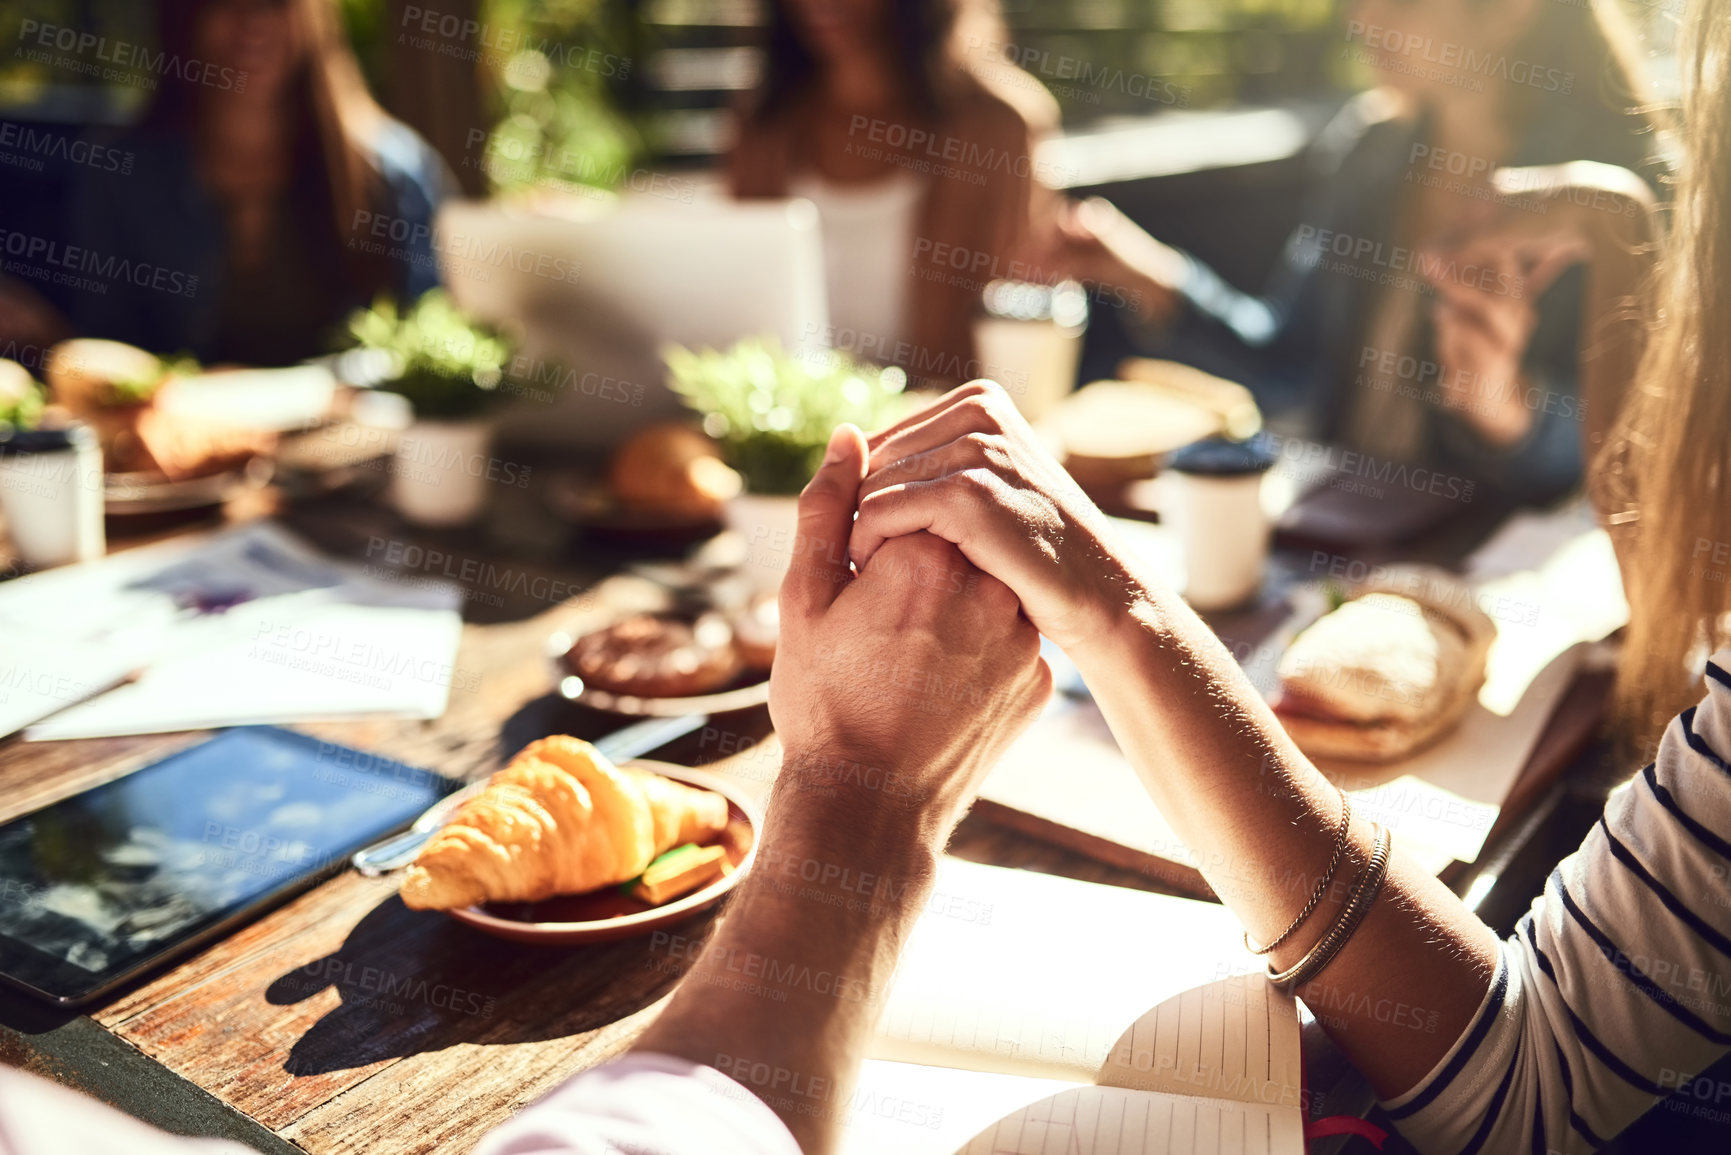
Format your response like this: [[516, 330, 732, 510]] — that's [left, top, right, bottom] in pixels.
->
[[399, 736, 729, 911]]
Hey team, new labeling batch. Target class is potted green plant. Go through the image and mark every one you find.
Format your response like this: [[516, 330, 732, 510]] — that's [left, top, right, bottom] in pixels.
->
[[664, 339, 908, 585], [347, 291, 510, 526]]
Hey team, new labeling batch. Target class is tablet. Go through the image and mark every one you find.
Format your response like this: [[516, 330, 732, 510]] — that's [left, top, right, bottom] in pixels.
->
[[0, 727, 460, 1006]]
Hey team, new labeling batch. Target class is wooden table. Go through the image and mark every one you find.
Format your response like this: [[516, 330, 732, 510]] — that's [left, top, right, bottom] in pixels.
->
[[0, 490, 1608, 1153]]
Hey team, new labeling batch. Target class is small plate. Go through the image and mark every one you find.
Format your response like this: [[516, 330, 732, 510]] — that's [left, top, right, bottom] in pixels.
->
[[546, 629, 771, 716], [443, 760, 761, 945], [104, 461, 269, 516]]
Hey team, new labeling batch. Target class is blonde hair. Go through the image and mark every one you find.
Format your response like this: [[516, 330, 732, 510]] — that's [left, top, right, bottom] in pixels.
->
[[1602, 0, 1731, 752]]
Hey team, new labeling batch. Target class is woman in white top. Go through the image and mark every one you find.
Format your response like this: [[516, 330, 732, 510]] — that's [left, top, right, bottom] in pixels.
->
[[728, 0, 1059, 386]]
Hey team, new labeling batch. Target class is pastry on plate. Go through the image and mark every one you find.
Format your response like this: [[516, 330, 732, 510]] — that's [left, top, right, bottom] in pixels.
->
[[564, 613, 741, 699], [1273, 567, 1495, 766], [609, 423, 742, 520], [401, 735, 729, 910]]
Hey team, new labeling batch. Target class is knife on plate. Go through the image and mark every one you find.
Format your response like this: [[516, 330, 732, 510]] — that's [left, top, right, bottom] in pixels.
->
[[349, 713, 710, 877]]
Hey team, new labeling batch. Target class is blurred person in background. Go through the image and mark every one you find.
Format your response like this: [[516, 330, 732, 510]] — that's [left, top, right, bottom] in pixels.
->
[[729, 0, 1058, 387], [1036, 0, 1662, 505], [0, 0, 451, 367]]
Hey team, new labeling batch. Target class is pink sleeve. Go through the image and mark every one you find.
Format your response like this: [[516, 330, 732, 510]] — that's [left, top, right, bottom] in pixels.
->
[[0, 1067, 253, 1155], [471, 1052, 802, 1155]]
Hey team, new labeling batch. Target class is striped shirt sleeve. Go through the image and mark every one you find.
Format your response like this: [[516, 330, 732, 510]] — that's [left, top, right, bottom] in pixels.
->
[[1380, 652, 1731, 1154]]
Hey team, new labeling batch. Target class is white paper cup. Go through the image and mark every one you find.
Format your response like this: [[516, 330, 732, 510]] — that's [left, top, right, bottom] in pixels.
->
[[1167, 436, 1276, 612], [725, 493, 802, 591], [0, 425, 105, 570]]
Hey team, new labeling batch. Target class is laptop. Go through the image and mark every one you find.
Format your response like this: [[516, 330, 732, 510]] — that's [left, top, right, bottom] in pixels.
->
[[437, 191, 830, 450]]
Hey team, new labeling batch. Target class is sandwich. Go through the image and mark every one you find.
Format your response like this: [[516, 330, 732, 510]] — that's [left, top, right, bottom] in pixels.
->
[[45, 340, 268, 479], [1273, 566, 1496, 765]]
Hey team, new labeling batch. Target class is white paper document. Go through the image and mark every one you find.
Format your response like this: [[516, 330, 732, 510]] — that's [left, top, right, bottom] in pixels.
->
[[4, 523, 462, 740]]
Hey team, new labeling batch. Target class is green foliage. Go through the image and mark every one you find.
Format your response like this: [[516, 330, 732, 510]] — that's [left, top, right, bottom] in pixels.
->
[[335, 0, 389, 94], [100, 352, 198, 408], [0, 371, 46, 434], [484, 82, 638, 192], [347, 291, 511, 421], [664, 340, 909, 496], [475, 0, 641, 193], [307, 0, 640, 193]]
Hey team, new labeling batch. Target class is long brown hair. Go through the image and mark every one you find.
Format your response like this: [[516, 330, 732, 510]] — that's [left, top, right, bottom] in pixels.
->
[[753, 0, 966, 123], [1601, 0, 1731, 752], [1495, 0, 1661, 173], [749, 0, 1041, 126], [143, 0, 393, 297]]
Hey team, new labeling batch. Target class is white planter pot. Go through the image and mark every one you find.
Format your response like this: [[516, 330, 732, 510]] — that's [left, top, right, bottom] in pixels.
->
[[725, 493, 802, 590], [391, 418, 493, 526]]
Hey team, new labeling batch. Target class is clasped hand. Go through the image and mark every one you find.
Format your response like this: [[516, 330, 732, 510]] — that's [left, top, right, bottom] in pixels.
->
[[768, 421, 1052, 856]]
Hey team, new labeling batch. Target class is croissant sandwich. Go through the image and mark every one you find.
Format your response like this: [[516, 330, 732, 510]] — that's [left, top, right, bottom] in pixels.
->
[[400, 736, 729, 911], [1273, 566, 1496, 766]]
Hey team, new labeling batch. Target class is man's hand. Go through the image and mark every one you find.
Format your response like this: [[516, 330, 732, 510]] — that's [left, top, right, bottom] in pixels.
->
[[771, 421, 1052, 847], [635, 422, 1049, 1155], [846, 383, 1133, 652]]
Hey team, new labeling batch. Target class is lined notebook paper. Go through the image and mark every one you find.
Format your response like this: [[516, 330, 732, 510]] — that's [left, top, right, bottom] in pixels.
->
[[959, 1085, 1302, 1155], [842, 861, 1304, 1155]]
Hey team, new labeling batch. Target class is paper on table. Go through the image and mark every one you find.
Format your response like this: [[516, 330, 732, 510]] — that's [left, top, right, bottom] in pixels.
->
[[871, 860, 1265, 1082], [1464, 503, 1627, 716], [12, 523, 462, 740], [0, 631, 139, 740]]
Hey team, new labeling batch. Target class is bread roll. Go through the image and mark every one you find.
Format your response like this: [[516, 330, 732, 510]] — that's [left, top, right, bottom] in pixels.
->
[[609, 423, 741, 519], [1275, 567, 1494, 764]]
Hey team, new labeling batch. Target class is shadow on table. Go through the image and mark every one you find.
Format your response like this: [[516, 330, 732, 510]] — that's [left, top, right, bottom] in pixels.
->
[[265, 892, 720, 1076]]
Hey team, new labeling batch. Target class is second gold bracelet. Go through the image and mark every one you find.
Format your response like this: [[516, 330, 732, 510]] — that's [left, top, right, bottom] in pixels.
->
[[1266, 822, 1391, 992]]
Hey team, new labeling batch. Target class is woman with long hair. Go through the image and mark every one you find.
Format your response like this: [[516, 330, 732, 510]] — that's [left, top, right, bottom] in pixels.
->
[[57, 0, 451, 365], [836, 2, 1731, 1147], [1595, 17, 1731, 754], [728, 0, 1058, 387], [1041, 0, 1663, 504]]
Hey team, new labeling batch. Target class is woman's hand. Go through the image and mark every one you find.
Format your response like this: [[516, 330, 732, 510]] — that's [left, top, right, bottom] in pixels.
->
[[1422, 241, 1577, 446], [846, 382, 1134, 652], [1029, 197, 1185, 323], [1420, 162, 1654, 447], [771, 422, 1052, 843]]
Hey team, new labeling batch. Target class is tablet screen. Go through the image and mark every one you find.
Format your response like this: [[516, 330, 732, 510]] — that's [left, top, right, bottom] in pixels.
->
[[0, 727, 458, 1003]]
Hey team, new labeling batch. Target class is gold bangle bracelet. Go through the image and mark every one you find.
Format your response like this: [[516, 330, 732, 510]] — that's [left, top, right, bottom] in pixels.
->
[[1266, 823, 1391, 992], [1244, 789, 1353, 956]]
